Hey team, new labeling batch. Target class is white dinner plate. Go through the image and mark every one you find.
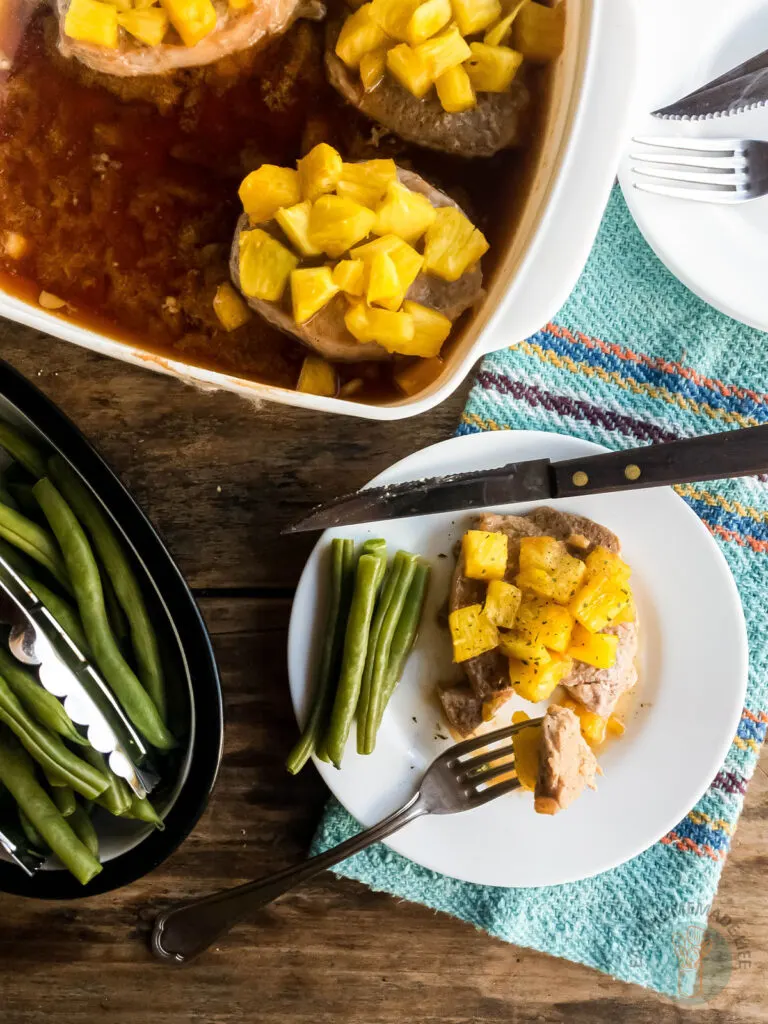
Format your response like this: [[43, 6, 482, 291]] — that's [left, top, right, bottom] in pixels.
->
[[288, 431, 748, 887], [619, 0, 768, 332]]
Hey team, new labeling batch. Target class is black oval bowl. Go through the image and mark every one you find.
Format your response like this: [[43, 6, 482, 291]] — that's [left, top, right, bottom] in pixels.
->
[[0, 359, 223, 899]]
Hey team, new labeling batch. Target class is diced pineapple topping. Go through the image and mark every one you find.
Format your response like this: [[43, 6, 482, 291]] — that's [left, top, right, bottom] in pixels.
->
[[332, 259, 366, 296], [402, 300, 451, 356], [344, 301, 415, 351], [514, 595, 574, 652], [297, 355, 338, 398], [462, 529, 507, 580], [394, 356, 443, 395], [160, 0, 216, 47], [374, 181, 436, 242], [102, 0, 132, 14], [569, 575, 631, 634], [370, 0, 421, 41], [423, 206, 488, 281], [65, 0, 119, 48], [336, 159, 397, 208], [415, 24, 471, 79], [451, 0, 500, 37], [308, 195, 376, 258], [239, 166, 300, 225], [352, 234, 423, 310], [335, 3, 390, 67], [435, 64, 476, 112], [484, 0, 528, 46], [512, 0, 565, 61], [213, 282, 251, 331], [483, 579, 522, 629], [499, 632, 550, 665], [567, 623, 618, 670], [118, 6, 169, 45], [448, 603, 499, 662], [516, 535, 586, 604], [559, 695, 608, 747], [386, 43, 432, 98], [511, 715, 541, 789], [509, 652, 571, 704], [359, 47, 389, 90], [465, 42, 522, 92], [298, 143, 344, 202], [290, 266, 340, 324], [367, 250, 401, 308], [238, 229, 298, 303], [405, 0, 451, 45], [274, 201, 322, 257]]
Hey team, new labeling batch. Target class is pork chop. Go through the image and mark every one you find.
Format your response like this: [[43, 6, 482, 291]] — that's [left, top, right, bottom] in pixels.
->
[[438, 683, 483, 738], [534, 704, 600, 815]]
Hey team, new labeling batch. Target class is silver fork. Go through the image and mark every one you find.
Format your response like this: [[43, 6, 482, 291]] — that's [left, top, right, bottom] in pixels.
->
[[630, 136, 768, 203], [151, 718, 538, 965]]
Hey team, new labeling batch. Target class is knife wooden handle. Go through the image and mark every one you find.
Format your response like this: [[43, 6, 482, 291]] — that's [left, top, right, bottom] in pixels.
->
[[553, 424, 768, 498]]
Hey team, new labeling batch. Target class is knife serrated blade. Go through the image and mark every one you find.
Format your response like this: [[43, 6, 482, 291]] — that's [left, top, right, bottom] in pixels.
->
[[653, 49, 768, 120]]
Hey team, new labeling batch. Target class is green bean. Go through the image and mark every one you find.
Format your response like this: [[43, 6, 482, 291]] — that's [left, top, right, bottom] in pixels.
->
[[0, 423, 47, 479], [361, 552, 418, 754], [286, 539, 354, 775], [120, 792, 164, 830], [0, 649, 86, 746], [50, 783, 76, 818], [81, 747, 132, 816], [0, 501, 71, 592], [0, 536, 35, 576], [33, 479, 174, 750], [375, 562, 431, 732], [19, 807, 46, 850], [0, 733, 101, 884], [0, 674, 108, 799], [356, 561, 400, 754], [69, 803, 99, 858], [101, 566, 128, 642], [48, 456, 167, 720], [21, 575, 91, 656], [324, 545, 387, 767]]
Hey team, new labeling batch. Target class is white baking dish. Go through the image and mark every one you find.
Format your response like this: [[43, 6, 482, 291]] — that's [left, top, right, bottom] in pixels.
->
[[0, 0, 637, 420]]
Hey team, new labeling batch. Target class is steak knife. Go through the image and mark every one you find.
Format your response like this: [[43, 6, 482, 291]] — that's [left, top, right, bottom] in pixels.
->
[[653, 47, 768, 120], [285, 424, 768, 532]]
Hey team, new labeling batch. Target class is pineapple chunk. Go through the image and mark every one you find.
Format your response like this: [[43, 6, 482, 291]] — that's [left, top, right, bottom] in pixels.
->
[[448, 603, 499, 663], [567, 623, 618, 670], [360, 47, 389, 90], [511, 714, 541, 790], [160, 0, 216, 46], [462, 529, 507, 581], [484, 580, 522, 630], [373, 182, 436, 243], [290, 266, 340, 324], [352, 234, 423, 310], [297, 355, 338, 398], [559, 695, 607, 747], [335, 4, 390, 67], [508, 652, 571, 703], [482, 690, 514, 723], [298, 143, 343, 202], [64, 0, 118, 47], [585, 546, 631, 583], [212, 282, 251, 331], [512, 0, 565, 61], [465, 42, 523, 92], [336, 159, 398, 208], [238, 166, 300, 225], [405, 0, 451, 44], [274, 201, 322, 257], [514, 595, 574, 652], [103, 0, 132, 12], [610, 592, 636, 625], [516, 535, 586, 604], [367, 250, 401, 307], [499, 632, 550, 665], [308, 196, 376, 258], [451, 0, 500, 36], [134, 0, 160, 9], [519, 536, 561, 572], [386, 43, 432, 98], [435, 64, 476, 112], [484, 0, 528, 45], [344, 301, 415, 350], [394, 355, 443, 395], [370, 0, 421, 40], [423, 207, 489, 281], [402, 300, 451, 356], [332, 259, 366, 296], [569, 575, 631, 633], [238, 229, 298, 303], [607, 715, 625, 737], [414, 24, 471, 80], [118, 6, 169, 44], [228, 0, 252, 9]]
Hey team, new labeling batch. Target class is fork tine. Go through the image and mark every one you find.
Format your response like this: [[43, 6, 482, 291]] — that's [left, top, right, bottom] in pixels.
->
[[632, 180, 754, 204], [458, 744, 515, 775], [467, 777, 521, 807], [464, 760, 518, 788], [446, 721, 525, 760], [629, 152, 742, 170], [632, 135, 743, 152], [632, 166, 742, 187]]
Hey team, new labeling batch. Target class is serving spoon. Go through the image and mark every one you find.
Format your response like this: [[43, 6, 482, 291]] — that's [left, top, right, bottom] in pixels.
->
[[151, 718, 539, 964]]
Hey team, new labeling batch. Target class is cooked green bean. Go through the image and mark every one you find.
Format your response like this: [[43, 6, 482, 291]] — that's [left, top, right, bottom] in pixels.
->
[[48, 456, 167, 720], [101, 566, 128, 642], [0, 536, 35, 576], [0, 423, 47, 479], [286, 539, 354, 775], [314, 542, 357, 765], [33, 479, 174, 750], [0, 674, 108, 799], [324, 545, 387, 768], [0, 649, 86, 746], [0, 733, 101, 884], [81, 747, 132, 816], [18, 807, 46, 850], [0, 501, 71, 592], [50, 783, 76, 818], [356, 561, 400, 754], [21, 575, 91, 656], [375, 562, 430, 732], [69, 803, 99, 858], [120, 792, 164, 829]]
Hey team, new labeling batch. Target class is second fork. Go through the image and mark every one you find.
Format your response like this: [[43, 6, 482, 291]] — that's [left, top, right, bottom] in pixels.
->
[[630, 135, 768, 203]]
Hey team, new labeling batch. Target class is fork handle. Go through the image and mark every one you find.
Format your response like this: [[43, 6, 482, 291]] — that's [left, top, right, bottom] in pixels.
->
[[151, 792, 426, 964]]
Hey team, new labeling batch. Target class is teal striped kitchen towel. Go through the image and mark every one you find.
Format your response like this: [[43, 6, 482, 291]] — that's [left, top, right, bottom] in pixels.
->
[[313, 187, 768, 999]]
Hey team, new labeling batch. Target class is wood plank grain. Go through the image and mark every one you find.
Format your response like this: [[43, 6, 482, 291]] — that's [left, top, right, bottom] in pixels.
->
[[0, 323, 472, 589], [0, 597, 764, 1024]]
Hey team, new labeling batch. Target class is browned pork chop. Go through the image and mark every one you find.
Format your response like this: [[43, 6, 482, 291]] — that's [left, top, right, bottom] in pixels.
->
[[534, 704, 600, 815], [438, 683, 483, 738], [57, 0, 321, 75], [230, 167, 484, 362], [325, 20, 530, 157]]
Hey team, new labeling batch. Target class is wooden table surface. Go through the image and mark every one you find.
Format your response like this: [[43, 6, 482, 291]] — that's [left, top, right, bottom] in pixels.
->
[[0, 323, 765, 1024]]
